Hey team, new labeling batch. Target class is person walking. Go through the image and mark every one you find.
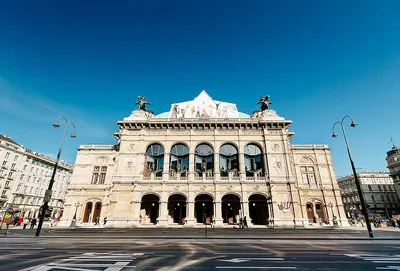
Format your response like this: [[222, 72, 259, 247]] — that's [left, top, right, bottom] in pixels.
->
[[103, 217, 107, 225], [23, 217, 29, 229], [30, 218, 37, 229], [94, 216, 100, 226], [243, 216, 248, 229]]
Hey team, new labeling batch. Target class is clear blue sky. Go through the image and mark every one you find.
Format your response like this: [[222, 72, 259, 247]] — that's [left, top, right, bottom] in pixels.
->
[[0, 1, 399, 176]]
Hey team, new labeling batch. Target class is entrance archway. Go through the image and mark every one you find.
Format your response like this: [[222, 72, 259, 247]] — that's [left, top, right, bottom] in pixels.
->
[[83, 202, 93, 223], [306, 202, 314, 223], [195, 194, 214, 223], [92, 202, 102, 222], [315, 202, 326, 223], [140, 194, 160, 224], [221, 194, 241, 224], [249, 194, 268, 225], [168, 194, 187, 224]]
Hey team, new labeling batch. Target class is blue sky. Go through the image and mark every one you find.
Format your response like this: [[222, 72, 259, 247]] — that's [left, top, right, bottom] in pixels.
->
[[0, 1, 399, 176]]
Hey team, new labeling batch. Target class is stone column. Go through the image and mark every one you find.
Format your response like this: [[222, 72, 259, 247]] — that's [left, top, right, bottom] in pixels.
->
[[214, 200, 224, 228], [157, 200, 168, 227], [214, 152, 220, 180], [242, 201, 252, 227], [132, 200, 142, 227], [188, 152, 195, 181], [162, 153, 170, 181], [186, 201, 196, 227], [239, 150, 246, 181]]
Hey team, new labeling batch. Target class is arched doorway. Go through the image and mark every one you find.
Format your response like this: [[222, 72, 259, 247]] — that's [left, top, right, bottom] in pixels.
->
[[168, 194, 187, 224], [249, 194, 268, 225], [169, 144, 189, 177], [222, 194, 241, 224], [306, 202, 314, 223], [195, 194, 214, 223], [140, 194, 160, 224], [219, 143, 239, 177], [244, 144, 265, 177], [195, 143, 214, 177], [315, 202, 326, 223], [92, 202, 102, 222], [83, 202, 93, 223]]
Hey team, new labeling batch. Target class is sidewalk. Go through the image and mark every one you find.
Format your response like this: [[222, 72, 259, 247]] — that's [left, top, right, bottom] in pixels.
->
[[3, 226, 400, 240]]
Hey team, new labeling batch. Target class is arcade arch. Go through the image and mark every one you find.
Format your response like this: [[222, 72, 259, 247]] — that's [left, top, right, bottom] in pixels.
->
[[167, 194, 187, 224], [194, 194, 214, 223], [141, 194, 160, 224], [221, 194, 241, 224], [248, 194, 269, 225]]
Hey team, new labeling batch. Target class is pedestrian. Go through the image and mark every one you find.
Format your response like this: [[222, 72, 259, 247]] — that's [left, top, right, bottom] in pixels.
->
[[103, 217, 107, 225], [392, 219, 397, 228], [23, 217, 29, 229], [239, 217, 243, 229], [50, 217, 55, 227], [243, 216, 248, 229], [30, 218, 37, 229], [94, 216, 100, 225]]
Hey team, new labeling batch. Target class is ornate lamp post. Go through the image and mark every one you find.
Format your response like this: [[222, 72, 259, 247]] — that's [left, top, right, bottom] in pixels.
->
[[69, 201, 80, 230], [332, 115, 373, 238], [35, 116, 76, 237]]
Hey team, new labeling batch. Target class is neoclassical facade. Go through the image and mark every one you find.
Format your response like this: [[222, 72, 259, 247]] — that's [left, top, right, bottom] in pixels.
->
[[61, 91, 348, 228]]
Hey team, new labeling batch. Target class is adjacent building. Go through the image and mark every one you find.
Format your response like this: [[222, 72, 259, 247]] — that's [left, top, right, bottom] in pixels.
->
[[386, 143, 400, 191], [337, 172, 400, 220], [0, 134, 73, 218], [61, 91, 348, 228]]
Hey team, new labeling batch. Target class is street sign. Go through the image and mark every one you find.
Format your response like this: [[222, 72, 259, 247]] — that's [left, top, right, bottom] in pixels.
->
[[44, 190, 53, 202]]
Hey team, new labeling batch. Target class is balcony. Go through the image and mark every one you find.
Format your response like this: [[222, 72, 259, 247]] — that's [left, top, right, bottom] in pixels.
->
[[7, 177, 13, 180], [0, 175, 4, 179], [4, 185, 10, 190], [0, 194, 8, 199], [1, 166, 7, 170], [10, 168, 16, 172]]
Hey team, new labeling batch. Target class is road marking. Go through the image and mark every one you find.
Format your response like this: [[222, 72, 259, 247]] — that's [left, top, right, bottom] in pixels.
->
[[376, 267, 400, 270], [213, 253, 273, 255], [215, 267, 296, 269], [219, 257, 284, 263]]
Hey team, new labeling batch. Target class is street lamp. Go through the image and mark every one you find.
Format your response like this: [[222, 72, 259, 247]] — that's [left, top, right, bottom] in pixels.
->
[[35, 116, 76, 237], [69, 201, 80, 230], [332, 115, 373, 238]]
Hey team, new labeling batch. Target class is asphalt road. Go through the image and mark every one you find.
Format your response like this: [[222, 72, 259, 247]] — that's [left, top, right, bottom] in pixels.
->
[[2, 230, 400, 270]]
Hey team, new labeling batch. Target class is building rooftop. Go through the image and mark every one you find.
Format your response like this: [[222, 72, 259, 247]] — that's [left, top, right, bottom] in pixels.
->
[[0, 134, 21, 147]]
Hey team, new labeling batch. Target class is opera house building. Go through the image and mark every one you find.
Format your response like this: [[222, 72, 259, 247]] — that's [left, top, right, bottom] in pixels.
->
[[61, 91, 348, 228]]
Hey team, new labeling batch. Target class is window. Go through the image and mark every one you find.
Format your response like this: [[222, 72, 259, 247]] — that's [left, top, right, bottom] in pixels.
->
[[91, 166, 99, 184], [11, 163, 16, 169], [23, 165, 27, 170], [8, 172, 13, 179], [1, 190, 6, 195], [378, 185, 382, 191], [5, 152, 10, 159], [368, 185, 372, 191], [5, 181, 10, 188], [2, 161, 7, 167], [35, 188, 38, 194], [14, 155, 18, 161], [17, 184, 21, 192], [300, 166, 316, 185], [20, 174, 24, 180], [30, 187, 33, 194], [27, 176, 31, 182]]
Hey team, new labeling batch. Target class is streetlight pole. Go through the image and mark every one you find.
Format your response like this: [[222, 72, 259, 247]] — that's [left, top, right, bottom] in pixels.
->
[[332, 115, 373, 238], [35, 116, 76, 237], [69, 201, 80, 230]]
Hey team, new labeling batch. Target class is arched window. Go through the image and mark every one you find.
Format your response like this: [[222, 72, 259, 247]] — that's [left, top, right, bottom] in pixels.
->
[[145, 144, 164, 177], [219, 144, 239, 177], [368, 185, 372, 191], [195, 144, 214, 177], [378, 185, 382, 191], [244, 144, 264, 176], [371, 195, 375, 202], [170, 144, 189, 177]]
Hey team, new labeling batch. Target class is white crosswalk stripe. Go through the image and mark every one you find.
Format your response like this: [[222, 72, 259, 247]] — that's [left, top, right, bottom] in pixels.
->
[[344, 253, 400, 270], [31, 252, 143, 271]]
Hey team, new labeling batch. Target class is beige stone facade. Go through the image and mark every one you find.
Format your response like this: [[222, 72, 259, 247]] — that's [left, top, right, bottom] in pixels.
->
[[61, 91, 348, 228]]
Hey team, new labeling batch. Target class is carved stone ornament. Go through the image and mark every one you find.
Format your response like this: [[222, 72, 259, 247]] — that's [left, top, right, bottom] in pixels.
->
[[148, 185, 154, 191], [271, 143, 280, 152], [227, 185, 233, 191], [129, 143, 136, 151], [200, 185, 207, 191], [253, 185, 260, 191], [95, 156, 108, 164], [174, 185, 180, 191], [300, 156, 312, 164], [124, 109, 155, 121]]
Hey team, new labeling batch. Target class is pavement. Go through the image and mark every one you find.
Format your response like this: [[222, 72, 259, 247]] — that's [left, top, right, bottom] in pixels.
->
[[3, 226, 400, 240], [2, 235, 400, 270]]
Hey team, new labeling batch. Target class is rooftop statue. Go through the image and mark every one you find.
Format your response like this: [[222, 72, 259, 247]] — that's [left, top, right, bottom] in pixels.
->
[[257, 95, 272, 111], [135, 96, 151, 111]]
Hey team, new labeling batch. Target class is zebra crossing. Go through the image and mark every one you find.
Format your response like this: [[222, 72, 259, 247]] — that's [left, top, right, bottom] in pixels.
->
[[31, 252, 145, 271], [344, 253, 400, 270]]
